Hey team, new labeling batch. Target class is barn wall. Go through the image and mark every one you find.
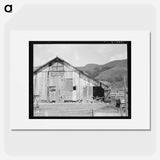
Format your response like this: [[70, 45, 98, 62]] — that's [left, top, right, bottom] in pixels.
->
[[34, 61, 106, 102], [34, 71, 48, 101]]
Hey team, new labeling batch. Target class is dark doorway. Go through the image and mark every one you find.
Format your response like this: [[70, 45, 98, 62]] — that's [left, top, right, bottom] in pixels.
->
[[93, 86, 104, 98]]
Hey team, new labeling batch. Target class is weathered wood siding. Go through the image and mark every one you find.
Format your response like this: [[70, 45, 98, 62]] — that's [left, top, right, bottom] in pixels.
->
[[34, 62, 98, 102]]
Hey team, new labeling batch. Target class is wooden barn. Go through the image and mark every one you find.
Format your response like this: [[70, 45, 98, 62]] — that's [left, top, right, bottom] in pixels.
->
[[34, 57, 110, 103]]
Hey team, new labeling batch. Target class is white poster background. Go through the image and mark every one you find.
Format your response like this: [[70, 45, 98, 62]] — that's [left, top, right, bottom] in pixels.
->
[[10, 31, 150, 130]]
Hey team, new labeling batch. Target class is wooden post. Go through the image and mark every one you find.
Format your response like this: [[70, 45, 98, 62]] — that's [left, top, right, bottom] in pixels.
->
[[91, 109, 94, 117], [123, 76, 128, 116]]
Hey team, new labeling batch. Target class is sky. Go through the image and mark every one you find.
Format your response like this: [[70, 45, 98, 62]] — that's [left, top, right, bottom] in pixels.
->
[[34, 44, 127, 67]]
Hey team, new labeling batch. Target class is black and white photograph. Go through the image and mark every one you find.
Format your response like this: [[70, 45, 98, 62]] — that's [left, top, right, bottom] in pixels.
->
[[2, 1, 155, 157], [29, 41, 131, 119]]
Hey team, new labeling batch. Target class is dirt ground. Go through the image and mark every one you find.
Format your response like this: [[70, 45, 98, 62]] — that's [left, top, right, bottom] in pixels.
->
[[34, 103, 125, 117]]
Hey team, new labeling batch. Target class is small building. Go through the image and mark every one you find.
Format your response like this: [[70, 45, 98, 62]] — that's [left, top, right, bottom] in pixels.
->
[[34, 57, 110, 103]]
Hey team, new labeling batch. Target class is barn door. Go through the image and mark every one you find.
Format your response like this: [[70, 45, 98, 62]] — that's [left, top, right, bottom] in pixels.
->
[[55, 76, 64, 103], [49, 75, 64, 103], [63, 78, 73, 101]]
